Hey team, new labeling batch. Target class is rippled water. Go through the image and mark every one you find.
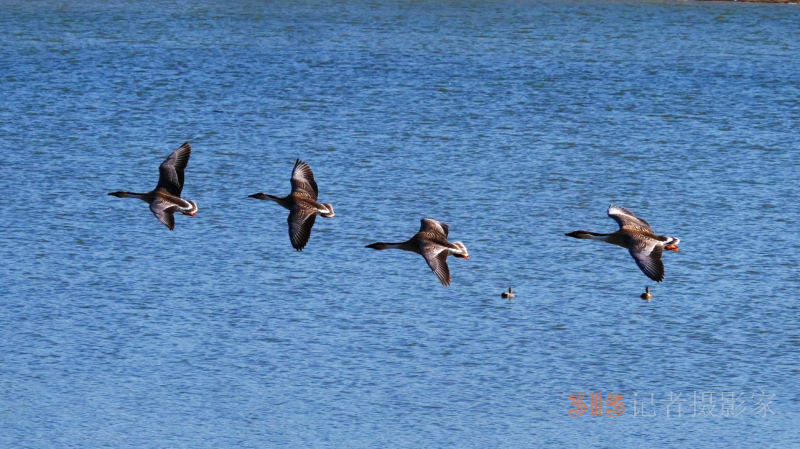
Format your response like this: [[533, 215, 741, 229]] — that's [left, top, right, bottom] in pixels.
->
[[1, 0, 799, 447]]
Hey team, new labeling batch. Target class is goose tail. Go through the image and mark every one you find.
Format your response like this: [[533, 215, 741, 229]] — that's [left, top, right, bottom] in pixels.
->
[[451, 241, 469, 259], [320, 203, 335, 218], [662, 236, 680, 252]]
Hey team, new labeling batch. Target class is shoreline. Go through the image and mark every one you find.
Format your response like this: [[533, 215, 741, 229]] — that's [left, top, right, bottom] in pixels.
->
[[696, 0, 796, 3]]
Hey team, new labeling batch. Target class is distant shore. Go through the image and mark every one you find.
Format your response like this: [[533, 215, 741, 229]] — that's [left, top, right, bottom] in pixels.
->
[[696, 0, 795, 3]]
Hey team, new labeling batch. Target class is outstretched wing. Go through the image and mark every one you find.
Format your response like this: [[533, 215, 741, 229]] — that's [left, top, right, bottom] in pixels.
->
[[419, 218, 449, 238], [149, 198, 178, 231], [156, 142, 192, 197], [608, 205, 651, 231], [287, 206, 317, 251], [628, 238, 665, 282], [420, 242, 451, 287], [290, 159, 318, 199]]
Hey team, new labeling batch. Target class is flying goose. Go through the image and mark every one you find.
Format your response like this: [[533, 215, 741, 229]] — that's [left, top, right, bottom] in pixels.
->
[[249, 159, 335, 251], [566, 205, 679, 282], [366, 218, 469, 288], [108, 142, 197, 231]]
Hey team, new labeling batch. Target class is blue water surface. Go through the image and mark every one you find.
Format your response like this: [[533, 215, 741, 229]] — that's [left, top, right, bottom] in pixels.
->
[[1, 0, 799, 447]]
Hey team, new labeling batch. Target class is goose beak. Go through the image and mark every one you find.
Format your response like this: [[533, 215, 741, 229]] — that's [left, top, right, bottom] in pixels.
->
[[190, 213, 196, 217], [665, 244, 679, 252]]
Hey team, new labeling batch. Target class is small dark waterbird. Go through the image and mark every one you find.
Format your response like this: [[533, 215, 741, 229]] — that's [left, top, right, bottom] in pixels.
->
[[641, 286, 653, 300], [502, 287, 516, 298], [366, 218, 469, 288], [108, 142, 197, 231], [249, 159, 334, 251], [566, 205, 680, 282]]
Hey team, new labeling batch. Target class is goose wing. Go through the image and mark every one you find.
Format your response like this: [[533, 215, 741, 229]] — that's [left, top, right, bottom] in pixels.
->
[[419, 218, 449, 238], [290, 159, 318, 200], [608, 205, 652, 231], [420, 242, 451, 287], [628, 237, 665, 282], [156, 142, 192, 197], [149, 198, 178, 231], [287, 205, 317, 251]]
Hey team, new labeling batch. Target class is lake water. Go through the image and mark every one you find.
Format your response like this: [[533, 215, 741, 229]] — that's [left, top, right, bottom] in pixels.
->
[[1, 0, 799, 447]]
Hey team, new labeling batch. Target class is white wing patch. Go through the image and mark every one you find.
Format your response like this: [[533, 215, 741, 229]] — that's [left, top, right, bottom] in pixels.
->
[[608, 205, 652, 230], [419, 218, 449, 237], [420, 242, 451, 287], [628, 239, 665, 282], [149, 199, 177, 231]]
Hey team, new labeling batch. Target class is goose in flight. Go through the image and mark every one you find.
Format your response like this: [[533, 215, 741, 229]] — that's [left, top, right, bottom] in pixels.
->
[[108, 142, 198, 231], [366, 218, 469, 287], [249, 159, 335, 251], [566, 205, 679, 282]]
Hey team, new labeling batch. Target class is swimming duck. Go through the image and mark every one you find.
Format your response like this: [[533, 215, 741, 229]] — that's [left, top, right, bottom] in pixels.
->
[[108, 142, 197, 231], [566, 205, 680, 282], [502, 287, 515, 298], [366, 218, 469, 288], [249, 159, 334, 251], [641, 286, 653, 300]]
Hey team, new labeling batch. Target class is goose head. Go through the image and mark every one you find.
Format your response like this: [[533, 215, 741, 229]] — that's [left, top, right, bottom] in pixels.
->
[[566, 231, 595, 239]]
